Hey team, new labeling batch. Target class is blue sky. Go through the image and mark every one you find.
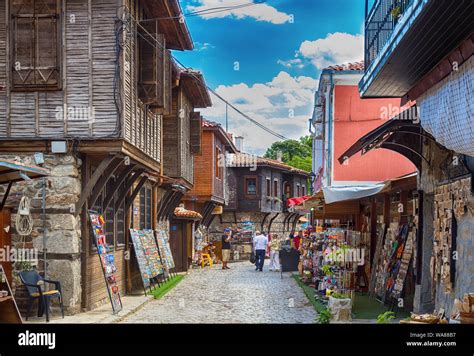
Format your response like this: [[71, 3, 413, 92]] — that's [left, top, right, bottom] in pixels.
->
[[174, 0, 366, 155]]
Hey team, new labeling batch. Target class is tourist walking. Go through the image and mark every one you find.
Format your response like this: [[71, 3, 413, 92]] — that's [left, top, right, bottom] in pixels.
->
[[253, 231, 268, 272], [268, 234, 282, 272], [221, 228, 232, 270]]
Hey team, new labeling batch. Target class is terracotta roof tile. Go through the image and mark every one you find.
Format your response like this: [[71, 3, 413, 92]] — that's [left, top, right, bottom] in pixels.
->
[[325, 60, 364, 71], [174, 207, 202, 220]]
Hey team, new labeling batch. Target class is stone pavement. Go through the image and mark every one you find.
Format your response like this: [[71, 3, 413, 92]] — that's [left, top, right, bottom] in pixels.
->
[[120, 261, 317, 324]]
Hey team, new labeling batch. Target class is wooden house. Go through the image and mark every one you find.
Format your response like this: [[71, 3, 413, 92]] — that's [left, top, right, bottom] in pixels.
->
[[0, 0, 210, 314], [209, 153, 309, 260], [183, 119, 238, 227]]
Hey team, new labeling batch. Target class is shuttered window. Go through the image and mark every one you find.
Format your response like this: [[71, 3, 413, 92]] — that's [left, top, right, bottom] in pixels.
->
[[138, 19, 171, 111], [190, 112, 202, 155], [139, 186, 152, 230], [10, 0, 61, 91]]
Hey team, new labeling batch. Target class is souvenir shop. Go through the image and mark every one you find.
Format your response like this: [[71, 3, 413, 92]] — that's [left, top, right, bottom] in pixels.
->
[[297, 174, 420, 320]]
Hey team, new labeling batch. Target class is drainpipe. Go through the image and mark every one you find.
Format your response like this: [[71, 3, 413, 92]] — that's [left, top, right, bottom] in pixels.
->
[[42, 177, 47, 278], [327, 71, 335, 187]]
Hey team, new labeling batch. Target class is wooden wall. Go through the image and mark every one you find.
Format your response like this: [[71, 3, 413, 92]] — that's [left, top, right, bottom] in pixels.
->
[[163, 87, 194, 184], [0, 0, 161, 163]]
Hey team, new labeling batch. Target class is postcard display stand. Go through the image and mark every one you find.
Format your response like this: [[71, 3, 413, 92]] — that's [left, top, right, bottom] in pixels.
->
[[89, 211, 122, 314], [130, 229, 165, 291], [0, 264, 22, 323], [156, 230, 176, 277]]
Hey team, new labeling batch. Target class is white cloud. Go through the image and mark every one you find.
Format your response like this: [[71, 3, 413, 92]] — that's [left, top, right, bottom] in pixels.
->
[[193, 41, 215, 51], [187, 0, 291, 24], [200, 72, 318, 155], [277, 58, 304, 69], [298, 32, 363, 69]]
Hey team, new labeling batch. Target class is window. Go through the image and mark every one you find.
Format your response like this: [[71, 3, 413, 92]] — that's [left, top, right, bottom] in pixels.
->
[[273, 179, 278, 197], [296, 184, 300, 197], [215, 146, 223, 179], [11, 0, 61, 91], [245, 177, 257, 195], [266, 178, 271, 197], [139, 186, 153, 230], [302, 185, 306, 196]]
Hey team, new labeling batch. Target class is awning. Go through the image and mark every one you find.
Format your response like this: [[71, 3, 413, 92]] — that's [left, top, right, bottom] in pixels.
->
[[322, 184, 385, 204], [287, 196, 311, 207], [0, 159, 49, 184], [338, 106, 430, 170]]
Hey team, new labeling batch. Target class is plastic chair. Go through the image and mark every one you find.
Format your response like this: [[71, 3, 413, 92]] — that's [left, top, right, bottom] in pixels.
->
[[201, 253, 213, 268], [19, 271, 64, 322]]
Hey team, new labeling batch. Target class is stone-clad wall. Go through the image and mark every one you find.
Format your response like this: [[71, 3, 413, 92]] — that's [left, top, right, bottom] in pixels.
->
[[0, 153, 82, 314]]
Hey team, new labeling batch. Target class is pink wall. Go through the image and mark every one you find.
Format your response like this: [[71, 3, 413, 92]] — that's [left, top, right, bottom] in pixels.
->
[[333, 85, 415, 183]]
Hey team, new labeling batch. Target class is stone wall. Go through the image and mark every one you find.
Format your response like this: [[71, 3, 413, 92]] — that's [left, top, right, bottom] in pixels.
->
[[0, 153, 82, 314], [434, 210, 474, 314]]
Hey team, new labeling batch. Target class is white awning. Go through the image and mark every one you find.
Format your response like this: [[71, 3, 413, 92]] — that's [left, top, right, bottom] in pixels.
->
[[322, 184, 385, 204]]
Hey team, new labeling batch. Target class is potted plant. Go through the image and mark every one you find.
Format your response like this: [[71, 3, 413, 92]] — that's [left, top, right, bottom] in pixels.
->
[[376, 311, 396, 324], [316, 307, 333, 324], [391, 5, 402, 24]]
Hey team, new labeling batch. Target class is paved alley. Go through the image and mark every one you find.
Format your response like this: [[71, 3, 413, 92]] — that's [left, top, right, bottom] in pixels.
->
[[120, 262, 316, 324]]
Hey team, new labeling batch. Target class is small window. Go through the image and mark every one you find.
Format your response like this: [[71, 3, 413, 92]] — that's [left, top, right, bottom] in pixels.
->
[[139, 186, 153, 230], [215, 146, 223, 179], [273, 179, 278, 197], [245, 177, 257, 195], [296, 184, 300, 197], [11, 0, 61, 91], [302, 185, 306, 196], [266, 178, 271, 197]]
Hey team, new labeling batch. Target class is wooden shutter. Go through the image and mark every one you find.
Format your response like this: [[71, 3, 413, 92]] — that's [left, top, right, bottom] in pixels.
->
[[138, 19, 165, 107], [190, 112, 202, 155], [162, 50, 172, 115], [11, 0, 60, 90]]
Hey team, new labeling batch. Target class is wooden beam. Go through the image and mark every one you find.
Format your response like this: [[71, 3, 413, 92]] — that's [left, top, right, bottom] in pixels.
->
[[159, 191, 177, 222], [114, 169, 145, 214], [88, 157, 124, 209], [260, 212, 270, 232], [75, 155, 120, 216], [165, 192, 184, 220], [157, 189, 174, 221], [125, 176, 148, 213], [102, 164, 137, 211], [268, 213, 279, 234], [0, 181, 12, 211]]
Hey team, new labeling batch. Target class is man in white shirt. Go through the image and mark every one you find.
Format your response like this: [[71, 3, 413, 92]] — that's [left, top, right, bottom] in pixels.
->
[[253, 231, 268, 272]]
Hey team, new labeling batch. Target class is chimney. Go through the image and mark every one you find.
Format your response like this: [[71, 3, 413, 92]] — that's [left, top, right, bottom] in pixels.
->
[[276, 150, 283, 162], [234, 136, 244, 152]]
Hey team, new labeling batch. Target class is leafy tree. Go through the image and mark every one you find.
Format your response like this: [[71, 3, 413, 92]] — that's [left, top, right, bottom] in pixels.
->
[[264, 136, 312, 172]]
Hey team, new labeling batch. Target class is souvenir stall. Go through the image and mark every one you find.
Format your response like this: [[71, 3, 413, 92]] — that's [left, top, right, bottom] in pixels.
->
[[228, 221, 255, 261], [0, 160, 49, 324]]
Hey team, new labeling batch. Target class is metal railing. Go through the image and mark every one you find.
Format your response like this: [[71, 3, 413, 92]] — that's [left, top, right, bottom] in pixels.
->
[[365, 0, 414, 69]]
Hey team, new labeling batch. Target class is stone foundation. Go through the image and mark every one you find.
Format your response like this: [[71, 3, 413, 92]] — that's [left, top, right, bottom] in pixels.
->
[[0, 153, 82, 314]]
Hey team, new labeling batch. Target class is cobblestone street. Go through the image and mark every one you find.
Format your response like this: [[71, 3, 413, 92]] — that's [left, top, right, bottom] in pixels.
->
[[120, 262, 316, 324]]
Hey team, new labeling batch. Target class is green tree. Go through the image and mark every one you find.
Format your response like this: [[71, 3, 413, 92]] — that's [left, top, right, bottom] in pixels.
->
[[264, 136, 312, 172]]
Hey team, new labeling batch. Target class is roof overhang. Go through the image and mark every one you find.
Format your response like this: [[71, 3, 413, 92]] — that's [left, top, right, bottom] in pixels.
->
[[360, 0, 473, 98], [204, 126, 238, 153], [180, 71, 212, 108], [338, 106, 430, 170], [144, 0, 193, 51]]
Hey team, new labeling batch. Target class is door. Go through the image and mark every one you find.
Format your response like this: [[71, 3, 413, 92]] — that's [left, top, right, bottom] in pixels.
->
[[169, 221, 187, 272]]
